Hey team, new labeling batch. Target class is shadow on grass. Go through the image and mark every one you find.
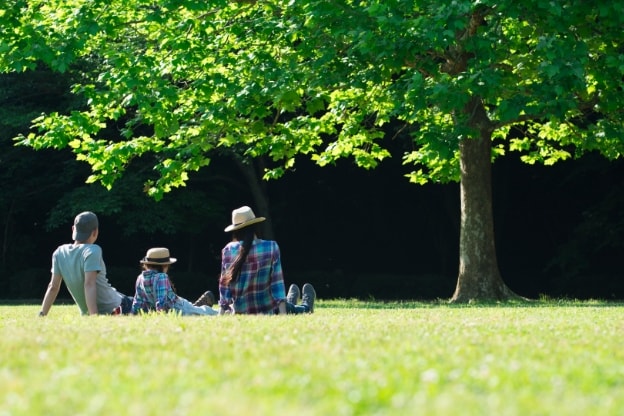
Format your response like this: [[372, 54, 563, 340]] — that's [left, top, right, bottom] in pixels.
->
[[0, 298, 74, 306], [318, 297, 624, 309], [3, 298, 623, 309]]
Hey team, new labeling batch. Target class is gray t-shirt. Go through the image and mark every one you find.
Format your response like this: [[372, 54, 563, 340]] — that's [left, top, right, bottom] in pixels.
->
[[51, 243, 121, 315]]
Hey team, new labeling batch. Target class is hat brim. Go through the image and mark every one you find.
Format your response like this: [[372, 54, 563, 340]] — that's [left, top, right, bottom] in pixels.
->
[[224, 217, 266, 232], [140, 257, 177, 265]]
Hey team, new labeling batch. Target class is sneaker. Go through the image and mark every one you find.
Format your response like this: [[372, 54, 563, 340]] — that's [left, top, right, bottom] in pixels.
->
[[193, 290, 216, 307], [301, 283, 316, 313], [286, 284, 300, 304]]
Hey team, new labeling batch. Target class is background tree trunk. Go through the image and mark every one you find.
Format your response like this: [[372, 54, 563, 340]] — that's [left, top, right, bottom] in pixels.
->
[[451, 130, 519, 302], [232, 156, 275, 240]]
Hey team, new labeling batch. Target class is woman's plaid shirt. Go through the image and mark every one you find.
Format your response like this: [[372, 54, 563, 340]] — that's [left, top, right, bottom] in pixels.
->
[[218, 239, 286, 314]]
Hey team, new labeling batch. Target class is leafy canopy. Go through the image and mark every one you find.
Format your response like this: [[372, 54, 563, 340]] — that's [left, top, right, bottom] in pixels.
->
[[1, 0, 622, 198]]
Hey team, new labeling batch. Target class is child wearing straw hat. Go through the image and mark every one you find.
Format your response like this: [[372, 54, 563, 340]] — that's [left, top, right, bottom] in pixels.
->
[[131, 247, 217, 315], [218, 206, 316, 315]]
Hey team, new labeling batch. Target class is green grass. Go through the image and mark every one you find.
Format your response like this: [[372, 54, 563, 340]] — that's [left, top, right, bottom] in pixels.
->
[[1, 299, 623, 415]]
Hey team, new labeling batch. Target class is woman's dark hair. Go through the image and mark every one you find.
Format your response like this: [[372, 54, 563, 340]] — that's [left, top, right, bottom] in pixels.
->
[[220, 225, 257, 285]]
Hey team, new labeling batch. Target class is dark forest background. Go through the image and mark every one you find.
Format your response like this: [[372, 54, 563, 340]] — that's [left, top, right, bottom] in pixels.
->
[[1, 70, 623, 302]]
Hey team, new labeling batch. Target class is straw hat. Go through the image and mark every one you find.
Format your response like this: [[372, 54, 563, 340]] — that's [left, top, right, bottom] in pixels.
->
[[140, 247, 177, 265], [224, 206, 266, 232]]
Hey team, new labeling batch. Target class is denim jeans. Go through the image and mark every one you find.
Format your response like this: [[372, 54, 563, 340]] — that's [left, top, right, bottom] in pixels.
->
[[119, 294, 134, 314], [177, 297, 218, 316], [286, 301, 309, 314]]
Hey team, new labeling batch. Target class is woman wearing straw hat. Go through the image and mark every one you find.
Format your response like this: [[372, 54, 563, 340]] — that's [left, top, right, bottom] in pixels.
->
[[131, 247, 218, 315], [218, 206, 316, 315]]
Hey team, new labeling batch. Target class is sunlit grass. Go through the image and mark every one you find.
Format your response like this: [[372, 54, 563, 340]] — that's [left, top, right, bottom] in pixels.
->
[[1, 300, 623, 415]]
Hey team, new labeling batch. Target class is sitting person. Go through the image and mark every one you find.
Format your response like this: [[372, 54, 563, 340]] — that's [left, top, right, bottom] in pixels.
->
[[39, 211, 133, 316], [218, 206, 316, 315], [132, 247, 217, 316]]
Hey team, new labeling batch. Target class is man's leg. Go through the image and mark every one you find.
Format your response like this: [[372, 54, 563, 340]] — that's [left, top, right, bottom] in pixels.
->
[[120, 294, 134, 314]]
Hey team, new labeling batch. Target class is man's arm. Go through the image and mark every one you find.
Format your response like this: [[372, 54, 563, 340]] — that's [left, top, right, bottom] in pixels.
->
[[39, 273, 63, 316], [84, 271, 98, 315]]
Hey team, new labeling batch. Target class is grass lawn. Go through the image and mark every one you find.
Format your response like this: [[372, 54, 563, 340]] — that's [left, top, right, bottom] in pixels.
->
[[1, 299, 623, 415]]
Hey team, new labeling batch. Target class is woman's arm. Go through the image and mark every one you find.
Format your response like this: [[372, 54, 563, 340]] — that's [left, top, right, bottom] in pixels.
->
[[277, 300, 286, 314], [269, 242, 287, 308]]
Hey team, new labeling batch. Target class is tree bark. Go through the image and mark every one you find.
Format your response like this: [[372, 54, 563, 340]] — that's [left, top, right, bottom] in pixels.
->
[[450, 98, 521, 303], [232, 156, 275, 240]]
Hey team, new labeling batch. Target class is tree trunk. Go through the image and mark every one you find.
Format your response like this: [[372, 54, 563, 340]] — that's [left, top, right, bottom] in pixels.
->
[[450, 100, 521, 303], [232, 156, 275, 240]]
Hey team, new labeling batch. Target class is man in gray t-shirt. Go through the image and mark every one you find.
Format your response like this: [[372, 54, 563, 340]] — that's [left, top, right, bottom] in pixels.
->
[[39, 211, 132, 316]]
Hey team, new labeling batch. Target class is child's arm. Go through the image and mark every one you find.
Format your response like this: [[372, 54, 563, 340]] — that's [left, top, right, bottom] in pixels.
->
[[154, 273, 175, 312]]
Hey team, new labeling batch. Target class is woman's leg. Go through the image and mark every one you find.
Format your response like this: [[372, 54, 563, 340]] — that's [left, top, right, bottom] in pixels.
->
[[286, 301, 309, 314], [285, 283, 316, 314]]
